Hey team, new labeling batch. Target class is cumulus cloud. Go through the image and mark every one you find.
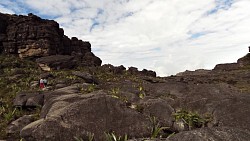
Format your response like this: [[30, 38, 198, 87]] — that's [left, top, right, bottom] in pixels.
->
[[0, 0, 249, 76]]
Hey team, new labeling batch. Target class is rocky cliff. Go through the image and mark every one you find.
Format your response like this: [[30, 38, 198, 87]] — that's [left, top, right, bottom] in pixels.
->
[[0, 12, 250, 141], [0, 13, 101, 67]]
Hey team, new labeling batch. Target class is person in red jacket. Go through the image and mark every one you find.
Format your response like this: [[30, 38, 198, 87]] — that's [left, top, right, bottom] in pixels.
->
[[39, 78, 45, 89]]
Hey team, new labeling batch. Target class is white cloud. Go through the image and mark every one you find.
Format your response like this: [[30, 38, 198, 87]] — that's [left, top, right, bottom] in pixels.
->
[[0, 0, 250, 76], [0, 5, 14, 14]]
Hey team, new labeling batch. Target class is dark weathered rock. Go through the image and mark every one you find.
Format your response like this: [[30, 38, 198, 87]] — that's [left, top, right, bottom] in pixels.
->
[[55, 83, 67, 89], [6, 115, 34, 134], [100, 64, 126, 75], [171, 83, 250, 130], [128, 67, 156, 77], [142, 99, 175, 128], [167, 127, 250, 141], [30, 81, 39, 88], [176, 69, 211, 76], [141, 69, 157, 77], [0, 12, 101, 67], [72, 71, 99, 84], [20, 91, 151, 141], [213, 63, 239, 71], [115, 65, 126, 74], [128, 67, 139, 75], [80, 52, 102, 66], [13, 91, 44, 107], [237, 53, 250, 67], [128, 139, 163, 141], [40, 72, 54, 79], [36, 55, 76, 71]]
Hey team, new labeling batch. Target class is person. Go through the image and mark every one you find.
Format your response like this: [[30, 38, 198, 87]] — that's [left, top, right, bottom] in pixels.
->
[[43, 78, 48, 87], [39, 78, 45, 89]]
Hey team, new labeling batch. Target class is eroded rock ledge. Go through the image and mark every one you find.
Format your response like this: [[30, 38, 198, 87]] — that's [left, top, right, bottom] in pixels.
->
[[0, 12, 101, 67]]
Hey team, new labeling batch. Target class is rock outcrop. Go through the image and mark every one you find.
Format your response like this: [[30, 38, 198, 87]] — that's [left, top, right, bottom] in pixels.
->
[[166, 127, 250, 141], [20, 91, 151, 141], [13, 91, 44, 108], [176, 69, 210, 76], [213, 53, 250, 71], [1, 12, 250, 141], [237, 53, 250, 67], [0, 12, 101, 67]]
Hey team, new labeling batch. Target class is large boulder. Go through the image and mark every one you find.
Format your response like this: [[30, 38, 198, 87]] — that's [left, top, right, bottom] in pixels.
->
[[6, 115, 34, 134], [141, 99, 175, 128], [171, 83, 250, 130], [36, 55, 76, 71], [20, 91, 152, 141], [72, 71, 99, 84], [13, 91, 44, 108]]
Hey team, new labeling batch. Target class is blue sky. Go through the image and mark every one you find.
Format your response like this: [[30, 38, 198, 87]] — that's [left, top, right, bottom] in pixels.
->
[[0, 0, 249, 76]]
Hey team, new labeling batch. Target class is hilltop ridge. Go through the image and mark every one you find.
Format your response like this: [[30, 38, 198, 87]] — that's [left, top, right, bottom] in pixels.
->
[[0, 13, 250, 141]]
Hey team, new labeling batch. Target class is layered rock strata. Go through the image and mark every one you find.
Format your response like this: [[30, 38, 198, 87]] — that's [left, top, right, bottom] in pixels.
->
[[0, 12, 101, 67]]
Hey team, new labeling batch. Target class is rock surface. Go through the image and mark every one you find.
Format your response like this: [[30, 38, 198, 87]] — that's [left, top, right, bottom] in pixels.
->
[[21, 91, 151, 141], [166, 127, 250, 141], [72, 71, 99, 84], [0, 12, 101, 67], [36, 55, 76, 71], [6, 115, 34, 134], [13, 91, 44, 107]]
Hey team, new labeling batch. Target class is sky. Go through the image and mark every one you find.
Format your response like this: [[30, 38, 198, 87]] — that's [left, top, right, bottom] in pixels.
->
[[0, 0, 249, 76]]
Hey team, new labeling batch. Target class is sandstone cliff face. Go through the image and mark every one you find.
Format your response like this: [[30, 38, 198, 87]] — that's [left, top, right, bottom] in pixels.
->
[[0, 13, 101, 66]]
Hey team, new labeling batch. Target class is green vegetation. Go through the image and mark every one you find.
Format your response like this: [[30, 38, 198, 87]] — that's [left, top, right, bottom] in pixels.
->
[[2, 53, 239, 141], [110, 87, 120, 96], [150, 116, 169, 139], [108, 87, 128, 103], [173, 110, 212, 130], [0, 55, 42, 139], [138, 85, 145, 99], [78, 84, 98, 94], [134, 104, 144, 113], [105, 132, 128, 141], [74, 132, 94, 141], [0, 54, 142, 140], [87, 132, 95, 141]]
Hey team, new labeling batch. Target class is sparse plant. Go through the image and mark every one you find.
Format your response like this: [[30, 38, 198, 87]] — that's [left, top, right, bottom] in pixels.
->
[[138, 85, 145, 99], [110, 87, 120, 95], [149, 116, 169, 138], [66, 75, 77, 80], [105, 132, 128, 141], [3, 107, 17, 122], [173, 110, 212, 130], [74, 136, 84, 141], [108, 88, 129, 103], [78, 84, 97, 94], [134, 104, 144, 113], [87, 132, 94, 141], [0, 55, 43, 139], [167, 132, 175, 139], [109, 87, 120, 98], [33, 105, 42, 120], [87, 84, 96, 93]]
